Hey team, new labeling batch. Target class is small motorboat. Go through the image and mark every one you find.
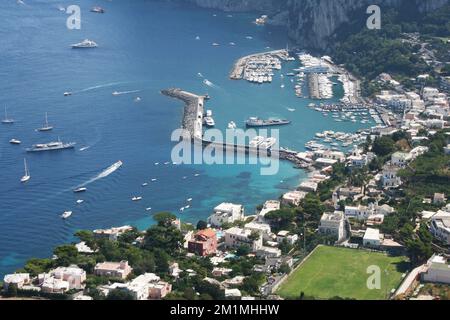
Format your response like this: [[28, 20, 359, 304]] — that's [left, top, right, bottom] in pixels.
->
[[76, 200, 84, 204], [73, 187, 87, 193], [9, 139, 21, 145], [61, 211, 73, 219], [64, 92, 72, 96], [132, 196, 142, 201]]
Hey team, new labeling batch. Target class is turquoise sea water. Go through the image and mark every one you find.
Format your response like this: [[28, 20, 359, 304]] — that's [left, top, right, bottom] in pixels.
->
[[0, 0, 371, 277]]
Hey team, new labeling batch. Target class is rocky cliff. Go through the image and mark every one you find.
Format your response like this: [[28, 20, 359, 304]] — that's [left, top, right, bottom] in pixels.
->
[[168, 0, 450, 50]]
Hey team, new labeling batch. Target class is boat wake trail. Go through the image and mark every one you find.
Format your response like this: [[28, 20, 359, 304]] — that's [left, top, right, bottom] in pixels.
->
[[112, 90, 141, 96], [75, 161, 123, 188], [74, 82, 126, 94]]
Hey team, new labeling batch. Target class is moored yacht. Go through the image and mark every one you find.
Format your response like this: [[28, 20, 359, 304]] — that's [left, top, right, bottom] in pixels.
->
[[37, 112, 53, 132], [2, 106, 14, 124], [27, 139, 76, 152], [21, 158, 31, 183]]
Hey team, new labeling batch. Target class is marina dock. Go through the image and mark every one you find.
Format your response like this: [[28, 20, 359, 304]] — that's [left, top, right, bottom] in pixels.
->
[[229, 49, 290, 80], [161, 88, 205, 140]]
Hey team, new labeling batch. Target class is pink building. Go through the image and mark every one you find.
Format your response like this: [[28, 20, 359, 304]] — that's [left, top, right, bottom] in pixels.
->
[[94, 260, 132, 279], [188, 229, 217, 257]]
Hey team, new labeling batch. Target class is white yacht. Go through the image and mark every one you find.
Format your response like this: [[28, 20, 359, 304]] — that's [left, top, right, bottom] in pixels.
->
[[227, 121, 237, 129], [37, 112, 53, 132], [71, 39, 98, 49], [21, 158, 31, 183], [2, 106, 14, 124], [9, 139, 21, 145]]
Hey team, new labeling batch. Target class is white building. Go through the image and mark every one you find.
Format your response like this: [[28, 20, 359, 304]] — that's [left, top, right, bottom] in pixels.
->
[[381, 165, 402, 189], [319, 211, 347, 242], [363, 228, 382, 247], [207, 203, 244, 227], [391, 152, 410, 168], [345, 204, 374, 221], [257, 200, 280, 223], [422, 255, 450, 285], [276, 230, 298, 245], [225, 288, 242, 299], [224, 227, 262, 251], [50, 265, 86, 290], [430, 210, 450, 245], [299, 181, 318, 192], [256, 246, 282, 258], [244, 221, 272, 241], [282, 191, 307, 207], [3, 273, 31, 291], [93, 225, 134, 241]]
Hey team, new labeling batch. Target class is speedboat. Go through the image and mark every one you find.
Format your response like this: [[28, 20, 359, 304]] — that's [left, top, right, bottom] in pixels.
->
[[61, 211, 72, 219], [9, 139, 21, 145], [76, 200, 84, 204], [91, 6, 105, 13], [71, 39, 98, 49], [132, 196, 142, 201], [64, 92, 72, 96], [73, 187, 87, 193]]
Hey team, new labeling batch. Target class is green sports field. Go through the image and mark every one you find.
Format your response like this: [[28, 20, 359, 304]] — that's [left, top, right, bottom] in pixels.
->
[[277, 246, 409, 300]]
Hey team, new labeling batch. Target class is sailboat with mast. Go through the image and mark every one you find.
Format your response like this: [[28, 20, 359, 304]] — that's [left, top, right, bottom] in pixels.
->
[[2, 106, 14, 124], [21, 158, 31, 183], [37, 112, 53, 132]]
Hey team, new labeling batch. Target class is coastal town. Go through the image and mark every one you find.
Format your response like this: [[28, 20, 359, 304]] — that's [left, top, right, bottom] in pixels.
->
[[3, 43, 449, 300], [2, 1, 450, 303]]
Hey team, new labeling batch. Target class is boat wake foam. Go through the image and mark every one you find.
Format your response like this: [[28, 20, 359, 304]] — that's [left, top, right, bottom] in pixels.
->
[[75, 161, 123, 188]]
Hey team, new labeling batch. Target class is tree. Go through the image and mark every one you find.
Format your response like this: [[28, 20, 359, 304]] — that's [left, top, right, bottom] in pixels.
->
[[106, 289, 134, 300], [372, 136, 396, 156], [144, 224, 183, 254], [196, 220, 208, 230], [53, 245, 79, 267], [236, 245, 251, 257], [154, 212, 178, 227]]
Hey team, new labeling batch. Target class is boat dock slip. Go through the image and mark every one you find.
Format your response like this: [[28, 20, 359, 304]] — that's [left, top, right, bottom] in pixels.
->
[[230, 49, 289, 80], [161, 88, 205, 140]]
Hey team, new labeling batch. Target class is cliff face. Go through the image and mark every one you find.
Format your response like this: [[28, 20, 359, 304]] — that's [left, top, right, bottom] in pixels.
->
[[170, 0, 450, 49], [285, 0, 450, 50]]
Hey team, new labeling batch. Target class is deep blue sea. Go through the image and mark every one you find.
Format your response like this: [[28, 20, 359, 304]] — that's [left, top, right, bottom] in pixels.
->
[[0, 0, 372, 277]]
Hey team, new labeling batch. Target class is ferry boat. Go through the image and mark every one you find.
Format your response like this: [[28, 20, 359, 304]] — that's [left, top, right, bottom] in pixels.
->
[[246, 117, 290, 127], [71, 39, 98, 49], [2, 106, 14, 124], [37, 112, 53, 132], [9, 139, 21, 145], [27, 140, 76, 152]]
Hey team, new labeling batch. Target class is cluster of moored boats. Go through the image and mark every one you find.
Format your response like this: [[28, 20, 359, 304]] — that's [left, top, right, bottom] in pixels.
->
[[3, 107, 76, 184], [306, 130, 370, 151], [242, 51, 294, 84]]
